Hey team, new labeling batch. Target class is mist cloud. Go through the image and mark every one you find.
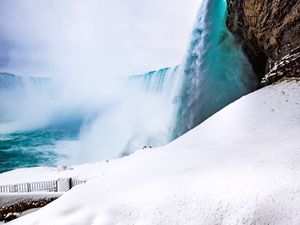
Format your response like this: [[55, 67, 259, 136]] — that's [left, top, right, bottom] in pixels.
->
[[0, 0, 199, 78]]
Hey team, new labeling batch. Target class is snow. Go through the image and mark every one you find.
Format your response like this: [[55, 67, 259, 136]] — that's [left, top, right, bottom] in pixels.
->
[[3, 81, 300, 225], [0, 163, 107, 185]]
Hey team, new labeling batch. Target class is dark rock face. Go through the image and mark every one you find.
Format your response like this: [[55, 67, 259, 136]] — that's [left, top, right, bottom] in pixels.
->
[[0, 197, 57, 221], [4, 212, 20, 223], [262, 46, 300, 85], [226, 0, 300, 85]]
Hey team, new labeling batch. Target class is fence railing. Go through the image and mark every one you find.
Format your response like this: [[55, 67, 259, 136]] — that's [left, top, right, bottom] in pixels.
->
[[0, 178, 86, 193], [71, 179, 86, 187]]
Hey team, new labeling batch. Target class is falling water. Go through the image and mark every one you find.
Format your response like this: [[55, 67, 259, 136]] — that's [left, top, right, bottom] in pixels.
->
[[0, 0, 258, 172], [172, 0, 257, 138]]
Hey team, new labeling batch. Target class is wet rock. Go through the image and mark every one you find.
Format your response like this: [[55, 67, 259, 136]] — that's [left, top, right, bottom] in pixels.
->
[[226, 0, 300, 85], [4, 212, 20, 223]]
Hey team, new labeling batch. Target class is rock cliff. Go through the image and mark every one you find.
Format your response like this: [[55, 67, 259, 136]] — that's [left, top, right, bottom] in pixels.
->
[[226, 0, 300, 85]]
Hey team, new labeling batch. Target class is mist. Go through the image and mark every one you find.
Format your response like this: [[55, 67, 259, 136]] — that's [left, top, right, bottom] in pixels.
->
[[0, 0, 200, 164], [0, 0, 199, 78]]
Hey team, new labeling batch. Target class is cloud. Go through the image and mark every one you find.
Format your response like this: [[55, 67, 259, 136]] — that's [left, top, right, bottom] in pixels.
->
[[0, 0, 200, 78], [0, 0, 202, 163]]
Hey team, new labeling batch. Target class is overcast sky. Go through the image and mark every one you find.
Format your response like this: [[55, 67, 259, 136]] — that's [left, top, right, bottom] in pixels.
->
[[0, 0, 200, 78]]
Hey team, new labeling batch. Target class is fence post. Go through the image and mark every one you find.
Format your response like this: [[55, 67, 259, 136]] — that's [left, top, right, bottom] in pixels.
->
[[57, 178, 71, 192], [27, 183, 31, 192]]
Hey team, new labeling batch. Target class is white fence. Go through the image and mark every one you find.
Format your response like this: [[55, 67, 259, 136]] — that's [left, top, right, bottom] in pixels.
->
[[0, 178, 86, 193], [71, 179, 86, 187]]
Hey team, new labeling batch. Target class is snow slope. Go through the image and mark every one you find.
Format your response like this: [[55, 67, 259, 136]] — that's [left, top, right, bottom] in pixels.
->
[[6, 81, 300, 225], [0, 164, 107, 186]]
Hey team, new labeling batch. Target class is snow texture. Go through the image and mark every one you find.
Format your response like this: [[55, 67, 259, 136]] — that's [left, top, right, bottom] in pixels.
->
[[3, 81, 300, 225]]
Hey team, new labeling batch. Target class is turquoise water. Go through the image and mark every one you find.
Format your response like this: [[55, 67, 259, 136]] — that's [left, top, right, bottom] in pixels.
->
[[0, 73, 85, 173], [0, 0, 258, 173], [172, 0, 257, 138], [129, 66, 179, 95], [0, 127, 79, 173]]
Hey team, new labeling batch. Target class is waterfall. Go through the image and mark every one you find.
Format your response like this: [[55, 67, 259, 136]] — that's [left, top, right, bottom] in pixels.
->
[[0, 72, 53, 122], [79, 66, 182, 159], [0, 72, 49, 91], [129, 66, 180, 96], [119, 66, 182, 155], [171, 0, 257, 138], [124, 0, 257, 149], [0, 0, 259, 170]]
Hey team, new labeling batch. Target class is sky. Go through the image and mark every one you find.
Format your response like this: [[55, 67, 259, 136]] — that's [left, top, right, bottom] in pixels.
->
[[0, 0, 200, 78]]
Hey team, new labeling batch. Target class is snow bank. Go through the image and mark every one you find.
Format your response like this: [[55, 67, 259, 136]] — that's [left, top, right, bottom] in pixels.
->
[[0, 163, 106, 186], [6, 81, 300, 224]]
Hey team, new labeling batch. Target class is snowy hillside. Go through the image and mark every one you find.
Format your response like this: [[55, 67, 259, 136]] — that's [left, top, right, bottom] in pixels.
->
[[6, 80, 300, 225]]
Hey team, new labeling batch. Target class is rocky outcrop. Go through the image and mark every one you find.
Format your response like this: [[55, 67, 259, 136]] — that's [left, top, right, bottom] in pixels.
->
[[226, 0, 300, 85], [0, 197, 58, 221]]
